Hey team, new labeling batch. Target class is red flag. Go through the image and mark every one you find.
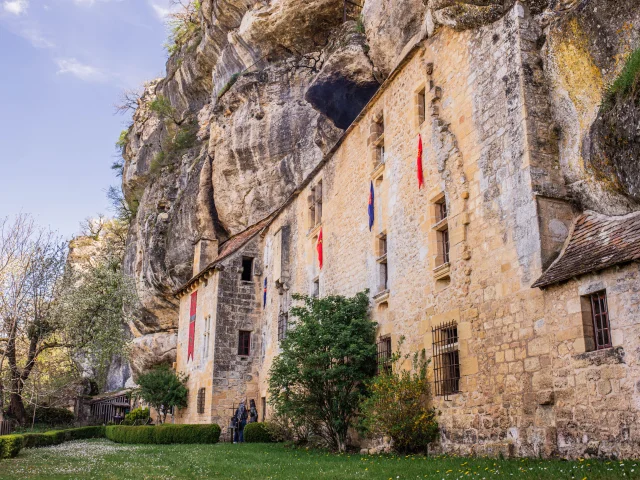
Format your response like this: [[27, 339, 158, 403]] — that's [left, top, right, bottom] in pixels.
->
[[316, 228, 323, 270], [417, 134, 424, 190], [188, 291, 197, 361]]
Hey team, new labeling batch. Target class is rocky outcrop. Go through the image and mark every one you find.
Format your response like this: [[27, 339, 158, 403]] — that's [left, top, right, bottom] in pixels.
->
[[118, 0, 640, 379]]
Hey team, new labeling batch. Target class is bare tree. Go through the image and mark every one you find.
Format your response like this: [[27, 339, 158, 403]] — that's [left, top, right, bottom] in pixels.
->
[[0, 215, 67, 424], [114, 88, 143, 115]]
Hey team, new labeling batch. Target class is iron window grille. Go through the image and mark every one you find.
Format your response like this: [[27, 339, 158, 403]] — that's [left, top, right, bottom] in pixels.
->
[[376, 337, 392, 375], [197, 388, 205, 414], [238, 330, 251, 356], [432, 321, 460, 399], [589, 291, 612, 350], [278, 311, 289, 342]]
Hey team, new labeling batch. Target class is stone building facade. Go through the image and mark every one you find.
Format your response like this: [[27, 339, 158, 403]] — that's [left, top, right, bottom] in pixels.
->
[[173, 4, 640, 458]]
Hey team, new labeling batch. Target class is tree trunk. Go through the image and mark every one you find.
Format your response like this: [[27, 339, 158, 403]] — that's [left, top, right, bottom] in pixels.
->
[[9, 391, 26, 425]]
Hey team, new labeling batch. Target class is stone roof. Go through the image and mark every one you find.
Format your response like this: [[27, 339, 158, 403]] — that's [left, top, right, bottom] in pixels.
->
[[532, 210, 640, 288], [174, 213, 276, 296]]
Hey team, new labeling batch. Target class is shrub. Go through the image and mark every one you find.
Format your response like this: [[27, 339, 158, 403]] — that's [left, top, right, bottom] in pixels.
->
[[217, 73, 241, 99], [134, 366, 188, 424], [17, 426, 105, 449], [25, 406, 75, 426], [123, 407, 150, 426], [149, 95, 175, 119], [64, 426, 106, 441], [359, 345, 439, 454], [244, 422, 273, 443], [105, 424, 221, 444], [0, 435, 23, 459], [604, 48, 640, 110], [268, 291, 377, 452]]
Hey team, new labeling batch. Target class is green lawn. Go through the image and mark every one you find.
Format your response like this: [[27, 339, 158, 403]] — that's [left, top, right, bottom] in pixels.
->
[[1, 439, 639, 480]]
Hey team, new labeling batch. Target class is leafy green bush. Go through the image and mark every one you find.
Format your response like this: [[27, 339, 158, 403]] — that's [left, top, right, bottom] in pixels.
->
[[243, 422, 273, 443], [359, 345, 439, 454], [134, 366, 188, 424], [105, 424, 221, 444], [604, 48, 640, 109], [25, 406, 75, 426], [17, 426, 105, 449], [149, 95, 175, 119], [0, 435, 23, 459], [123, 407, 150, 426]]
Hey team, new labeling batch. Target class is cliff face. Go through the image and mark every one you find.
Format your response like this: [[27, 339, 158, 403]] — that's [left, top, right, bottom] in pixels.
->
[[119, 0, 640, 381]]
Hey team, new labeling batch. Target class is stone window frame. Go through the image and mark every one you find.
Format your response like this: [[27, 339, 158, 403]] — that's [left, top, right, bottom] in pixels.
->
[[376, 231, 388, 294], [241, 257, 254, 282], [196, 387, 206, 414], [308, 180, 323, 231], [580, 290, 612, 352], [432, 320, 461, 399], [238, 330, 251, 356], [368, 109, 385, 169], [376, 335, 392, 375], [415, 83, 427, 127], [277, 310, 288, 342], [431, 192, 451, 280], [312, 276, 320, 298], [203, 314, 212, 360]]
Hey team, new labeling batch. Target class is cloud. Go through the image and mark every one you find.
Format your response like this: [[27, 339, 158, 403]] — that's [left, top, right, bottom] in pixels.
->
[[56, 58, 105, 81], [72, 0, 125, 6], [148, 0, 178, 20], [21, 27, 55, 48], [3, 0, 28, 15]]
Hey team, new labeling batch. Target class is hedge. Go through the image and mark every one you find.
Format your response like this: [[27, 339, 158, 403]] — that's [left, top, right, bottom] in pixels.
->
[[106, 424, 221, 444], [0, 435, 24, 459], [243, 422, 273, 443], [25, 406, 75, 426]]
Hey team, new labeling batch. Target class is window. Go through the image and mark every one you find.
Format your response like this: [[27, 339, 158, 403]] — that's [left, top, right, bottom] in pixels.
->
[[197, 387, 205, 414], [376, 336, 392, 375], [432, 321, 460, 398], [370, 111, 385, 167], [308, 188, 316, 227], [238, 330, 251, 356], [312, 277, 320, 298], [377, 233, 388, 292], [417, 88, 426, 125], [581, 290, 612, 351], [203, 315, 212, 360], [278, 311, 289, 342], [315, 181, 323, 225], [433, 197, 450, 267], [241, 257, 254, 282]]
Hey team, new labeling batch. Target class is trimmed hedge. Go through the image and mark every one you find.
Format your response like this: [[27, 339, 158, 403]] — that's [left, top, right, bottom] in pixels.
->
[[0, 435, 24, 459], [244, 422, 273, 443], [25, 406, 75, 426], [106, 424, 221, 444]]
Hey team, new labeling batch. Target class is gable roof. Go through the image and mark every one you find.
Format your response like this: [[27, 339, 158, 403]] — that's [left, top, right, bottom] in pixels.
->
[[532, 210, 640, 288], [174, 212, 276, 296]]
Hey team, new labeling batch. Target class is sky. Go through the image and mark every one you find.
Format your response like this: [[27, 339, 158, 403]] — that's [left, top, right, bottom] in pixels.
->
[[0, 0, 178, 239]]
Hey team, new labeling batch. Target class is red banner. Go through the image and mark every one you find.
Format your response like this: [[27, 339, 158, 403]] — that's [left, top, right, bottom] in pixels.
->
[[188, 291, 197, 361], [417, 134, 424, 190], [317, 228, 323, 270]]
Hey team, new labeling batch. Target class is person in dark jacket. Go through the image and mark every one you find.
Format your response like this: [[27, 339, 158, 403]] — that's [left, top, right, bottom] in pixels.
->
[[234, 400, 248, 443], [248, 399, 258, 423]]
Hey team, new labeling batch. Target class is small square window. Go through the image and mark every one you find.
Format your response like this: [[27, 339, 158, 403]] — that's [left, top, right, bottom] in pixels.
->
[[238, 330, 251, 356], [241, 257, 254, 282], [312, 278, 320, 298]]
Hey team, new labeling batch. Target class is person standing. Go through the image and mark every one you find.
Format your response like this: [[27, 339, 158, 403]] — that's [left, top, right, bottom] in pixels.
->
[[234, 400, 248, 443], [248, 399, 258, 423]]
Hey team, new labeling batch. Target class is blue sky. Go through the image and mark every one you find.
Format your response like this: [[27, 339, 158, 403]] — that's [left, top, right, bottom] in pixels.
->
[[0, 0, 176, 238]]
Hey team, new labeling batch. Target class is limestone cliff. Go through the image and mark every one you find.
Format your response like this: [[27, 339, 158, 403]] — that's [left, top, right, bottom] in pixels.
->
[[118, 0, 640, 381]]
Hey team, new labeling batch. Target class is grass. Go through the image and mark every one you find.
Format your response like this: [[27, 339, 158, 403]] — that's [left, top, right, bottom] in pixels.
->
[[1, 439, 639, 480], [603, 47, 640, 109]]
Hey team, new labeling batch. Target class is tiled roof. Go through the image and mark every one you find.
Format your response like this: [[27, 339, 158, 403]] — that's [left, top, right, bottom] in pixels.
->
[[532, 210, 640, 288], [174, 213, 276, 296]]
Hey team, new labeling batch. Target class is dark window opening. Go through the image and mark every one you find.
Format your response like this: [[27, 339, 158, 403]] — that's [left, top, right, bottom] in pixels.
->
[[440, 228, 450, 265], [376, 336, 392, 375], [197, 387, 205, 414], [313, 278, 320, 298], [278, 311, 289, 342], [417, 88, 426, 125], [586, 291, 612, 350], [238, 330, 251, 356], [432, 321, 460, 399], [437, 200, 448, 222], [241, 257, 254, 282]]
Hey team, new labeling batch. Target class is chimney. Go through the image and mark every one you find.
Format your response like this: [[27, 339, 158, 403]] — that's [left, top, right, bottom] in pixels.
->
[[193, 238, 219, 277]]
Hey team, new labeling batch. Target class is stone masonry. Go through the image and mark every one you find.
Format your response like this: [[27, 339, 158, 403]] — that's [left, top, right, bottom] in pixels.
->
[[172, 3, 640, 458]]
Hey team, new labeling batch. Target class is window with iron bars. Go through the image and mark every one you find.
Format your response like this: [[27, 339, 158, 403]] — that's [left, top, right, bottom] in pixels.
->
[[432, 321, 460, 398], [588, 290, 612, 350], [238, 330, 251, 356], [278, 311, 288, 342], [197, 387, 205, 414], [376, 336, 392, 375]]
